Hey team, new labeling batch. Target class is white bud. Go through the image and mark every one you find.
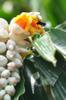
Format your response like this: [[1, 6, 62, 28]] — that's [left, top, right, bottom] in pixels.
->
[[8, 77, 18, 86], [0, 89, 6, 100], [7, 39, 16, 50], [14, 58, 23, 68], [4, 94, 11, 100], [0, 28, 9, 42], [0, 42, 6, 53], [0, 78, 8, 88], [5, 85, 15, 96], [0, 55, 8, 67], [12, 72, 20, 82], [7, 62, 17, 71], [0, 18, 9, 31], [1, 69, 10, 78], [0, 67, 5, 74], [6, 50, 16, 60]]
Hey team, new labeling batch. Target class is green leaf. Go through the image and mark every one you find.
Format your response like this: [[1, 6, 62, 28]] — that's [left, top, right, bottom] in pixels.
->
[[33, 33, 56, 66], [23, 51, 66, 99], [49, 28, 66, 57], [33, 55, 62, 86], [32, 53, 66, 99], [55, 21, 66, 31], [23, 58, 49, 100], [25, 53, 64, 86], [51, 73, 66, 100], [13, 79, 25, 100]]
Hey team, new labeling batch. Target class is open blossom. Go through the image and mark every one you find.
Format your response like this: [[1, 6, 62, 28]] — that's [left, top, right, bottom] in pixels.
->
[[9, 12, 45, 46]]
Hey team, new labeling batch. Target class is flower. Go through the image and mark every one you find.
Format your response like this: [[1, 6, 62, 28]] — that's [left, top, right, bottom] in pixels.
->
[[14, 12, 44, 35], [9, 12, 45, 55]]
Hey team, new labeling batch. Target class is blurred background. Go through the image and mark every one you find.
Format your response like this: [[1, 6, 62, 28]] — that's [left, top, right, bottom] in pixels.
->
[[0, 0, 66, 27]]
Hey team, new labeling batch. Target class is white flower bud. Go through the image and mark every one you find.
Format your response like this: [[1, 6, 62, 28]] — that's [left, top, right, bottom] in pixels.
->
[[8, 77, 18, 86], [7, 39, 16, 50], [7, 62, 17, 71], [0, 89, 6, 100], [6, 50, 16, 60], [0, 42, 6, 53], [0, 28, 9, 42], [14, 58, 23, 68], [1, 69, 10, 78], [0, 67, 5, 74], [5, 85, 15, 96], [0, 78, 8, 88], [0, 55, 8, 67], [4, 94, 11, 100], [0, 18, 9, 31], [12, 72, 20, 82]]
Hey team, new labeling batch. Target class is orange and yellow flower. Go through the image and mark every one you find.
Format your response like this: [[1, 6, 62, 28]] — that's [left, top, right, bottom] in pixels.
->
[[14, 12, 44, 36]]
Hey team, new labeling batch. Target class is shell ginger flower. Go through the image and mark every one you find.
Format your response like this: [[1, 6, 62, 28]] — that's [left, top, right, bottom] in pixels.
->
[[9, 12, 45, 46]]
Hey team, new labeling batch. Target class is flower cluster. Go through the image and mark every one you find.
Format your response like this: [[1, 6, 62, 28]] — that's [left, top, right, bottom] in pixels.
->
[[0, 12, 44, 100], [0, 18, 22, 100]]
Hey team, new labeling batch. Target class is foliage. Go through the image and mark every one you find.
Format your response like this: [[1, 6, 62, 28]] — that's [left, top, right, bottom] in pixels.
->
[[22, 22, 66, 100]]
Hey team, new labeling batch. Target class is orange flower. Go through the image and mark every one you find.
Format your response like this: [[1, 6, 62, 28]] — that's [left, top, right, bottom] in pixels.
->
[[14, 12, 44, 36]]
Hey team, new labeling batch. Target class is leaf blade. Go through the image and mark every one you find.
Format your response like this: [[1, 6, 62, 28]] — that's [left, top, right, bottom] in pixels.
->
[[13, 79, 25, 100]]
